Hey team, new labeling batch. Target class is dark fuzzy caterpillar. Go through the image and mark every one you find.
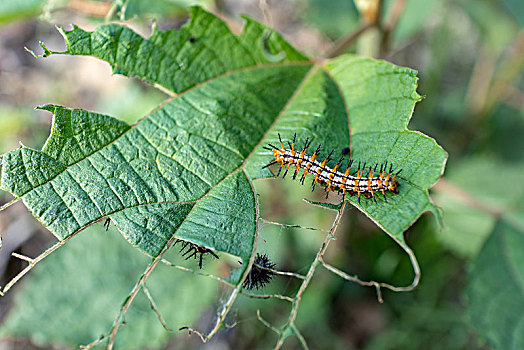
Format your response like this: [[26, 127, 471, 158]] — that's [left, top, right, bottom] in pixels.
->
[[175, 239, 219, 269], [243, 253, 276, 290], [263, 134, 402, 204]]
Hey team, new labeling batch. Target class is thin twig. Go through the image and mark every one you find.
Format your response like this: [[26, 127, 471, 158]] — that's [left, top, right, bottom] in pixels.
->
[[291, 323, 309, 350], [82, 234, 181, 349], [260, 218, 328, 232], [255, 262, 306, 280], [142, 282, 172, 332], [465, 45, 497, 116], [321, 259, 384, 302], [380, 0, 408, 55], [1, 236, 74, 296], [320, 242, 421, 303], [160, 258, 231, 285], [0, 198, 19, 212], [256, 309, 280, 334], [433, 179, 502, 217], [179, 181, 262, 342], [11, 252, 34, 263], [326, 22, 374, 58], [106, 241, 178, 349], [243, 291, 294, 302], [274, 201, 348, 349]]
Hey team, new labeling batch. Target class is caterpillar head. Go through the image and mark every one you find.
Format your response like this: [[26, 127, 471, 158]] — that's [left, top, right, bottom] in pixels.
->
[[388, 178, 400, 194]]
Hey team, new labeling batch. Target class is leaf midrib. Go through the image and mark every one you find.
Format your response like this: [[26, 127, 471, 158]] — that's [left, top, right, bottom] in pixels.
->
[[9, 61, 313, 200]]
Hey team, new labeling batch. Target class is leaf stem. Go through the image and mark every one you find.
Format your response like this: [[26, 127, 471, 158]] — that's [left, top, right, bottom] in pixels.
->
[[274, 200, 348, 349], [320, 239, 421, 302], [0, 198, 19, 212], [380, 0, 408, 55], [10, 252, 34, 264], [243, 292, 294, 302], [260, 217, 329, 233], [179, 177, 262, 342], [142, 282, 172, 332], [0, 236, 73, 296]]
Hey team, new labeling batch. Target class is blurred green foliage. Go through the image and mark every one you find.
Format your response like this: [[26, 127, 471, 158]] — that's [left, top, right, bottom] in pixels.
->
[[465, 219, 524, 350], [0, 226, 217, 349], [0, 0, 45, 22], [0, 0, 523, 349]]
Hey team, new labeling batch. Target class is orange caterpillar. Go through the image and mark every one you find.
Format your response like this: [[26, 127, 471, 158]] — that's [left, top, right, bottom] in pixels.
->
[[263, 134, 401, 204]]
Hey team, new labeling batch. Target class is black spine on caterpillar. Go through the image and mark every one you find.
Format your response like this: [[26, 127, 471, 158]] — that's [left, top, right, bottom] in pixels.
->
[[175, 239, 219, 269]]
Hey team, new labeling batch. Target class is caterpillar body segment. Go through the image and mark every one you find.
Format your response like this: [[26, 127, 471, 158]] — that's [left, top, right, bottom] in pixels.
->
[[265, 134, 401, 204]]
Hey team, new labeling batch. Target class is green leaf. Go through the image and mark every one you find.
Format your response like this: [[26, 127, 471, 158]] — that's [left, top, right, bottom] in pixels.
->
[[47, 6, 308, 94], [0, 7, 446, 274], [465, 219, 524, 349], [324, 56, 447, 245], [0, 226, 216, 348]]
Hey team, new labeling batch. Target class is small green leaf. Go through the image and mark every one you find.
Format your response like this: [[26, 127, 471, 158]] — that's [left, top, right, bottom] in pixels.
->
[[465, 218, 524, 350]]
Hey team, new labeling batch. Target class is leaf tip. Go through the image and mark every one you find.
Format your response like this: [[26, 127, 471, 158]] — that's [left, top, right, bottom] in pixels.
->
[[427, 202, 444, 231], [188, 4, 204, 15], [151, 19, 158, 34], [55, 25, 74, 52], [34, 104, 55, 113], [24, 46, 39, 58]]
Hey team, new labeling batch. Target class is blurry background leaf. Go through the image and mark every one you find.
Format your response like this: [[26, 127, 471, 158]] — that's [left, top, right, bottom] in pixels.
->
[[465, 219, 524, 350], [116, 0, 213, 20], [0, 225, 216, 348], [0, 0, 45, 23], [300, 0, 359, 39], [434, 156, 524, 257]]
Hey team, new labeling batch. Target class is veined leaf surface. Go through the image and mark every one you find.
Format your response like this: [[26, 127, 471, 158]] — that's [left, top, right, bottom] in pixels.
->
[[0, 7, 446, 279]]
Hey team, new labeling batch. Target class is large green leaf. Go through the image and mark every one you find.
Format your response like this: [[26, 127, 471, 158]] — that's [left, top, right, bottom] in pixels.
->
[[465, 218, 524, 350], [0, 6, 446, 277]]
